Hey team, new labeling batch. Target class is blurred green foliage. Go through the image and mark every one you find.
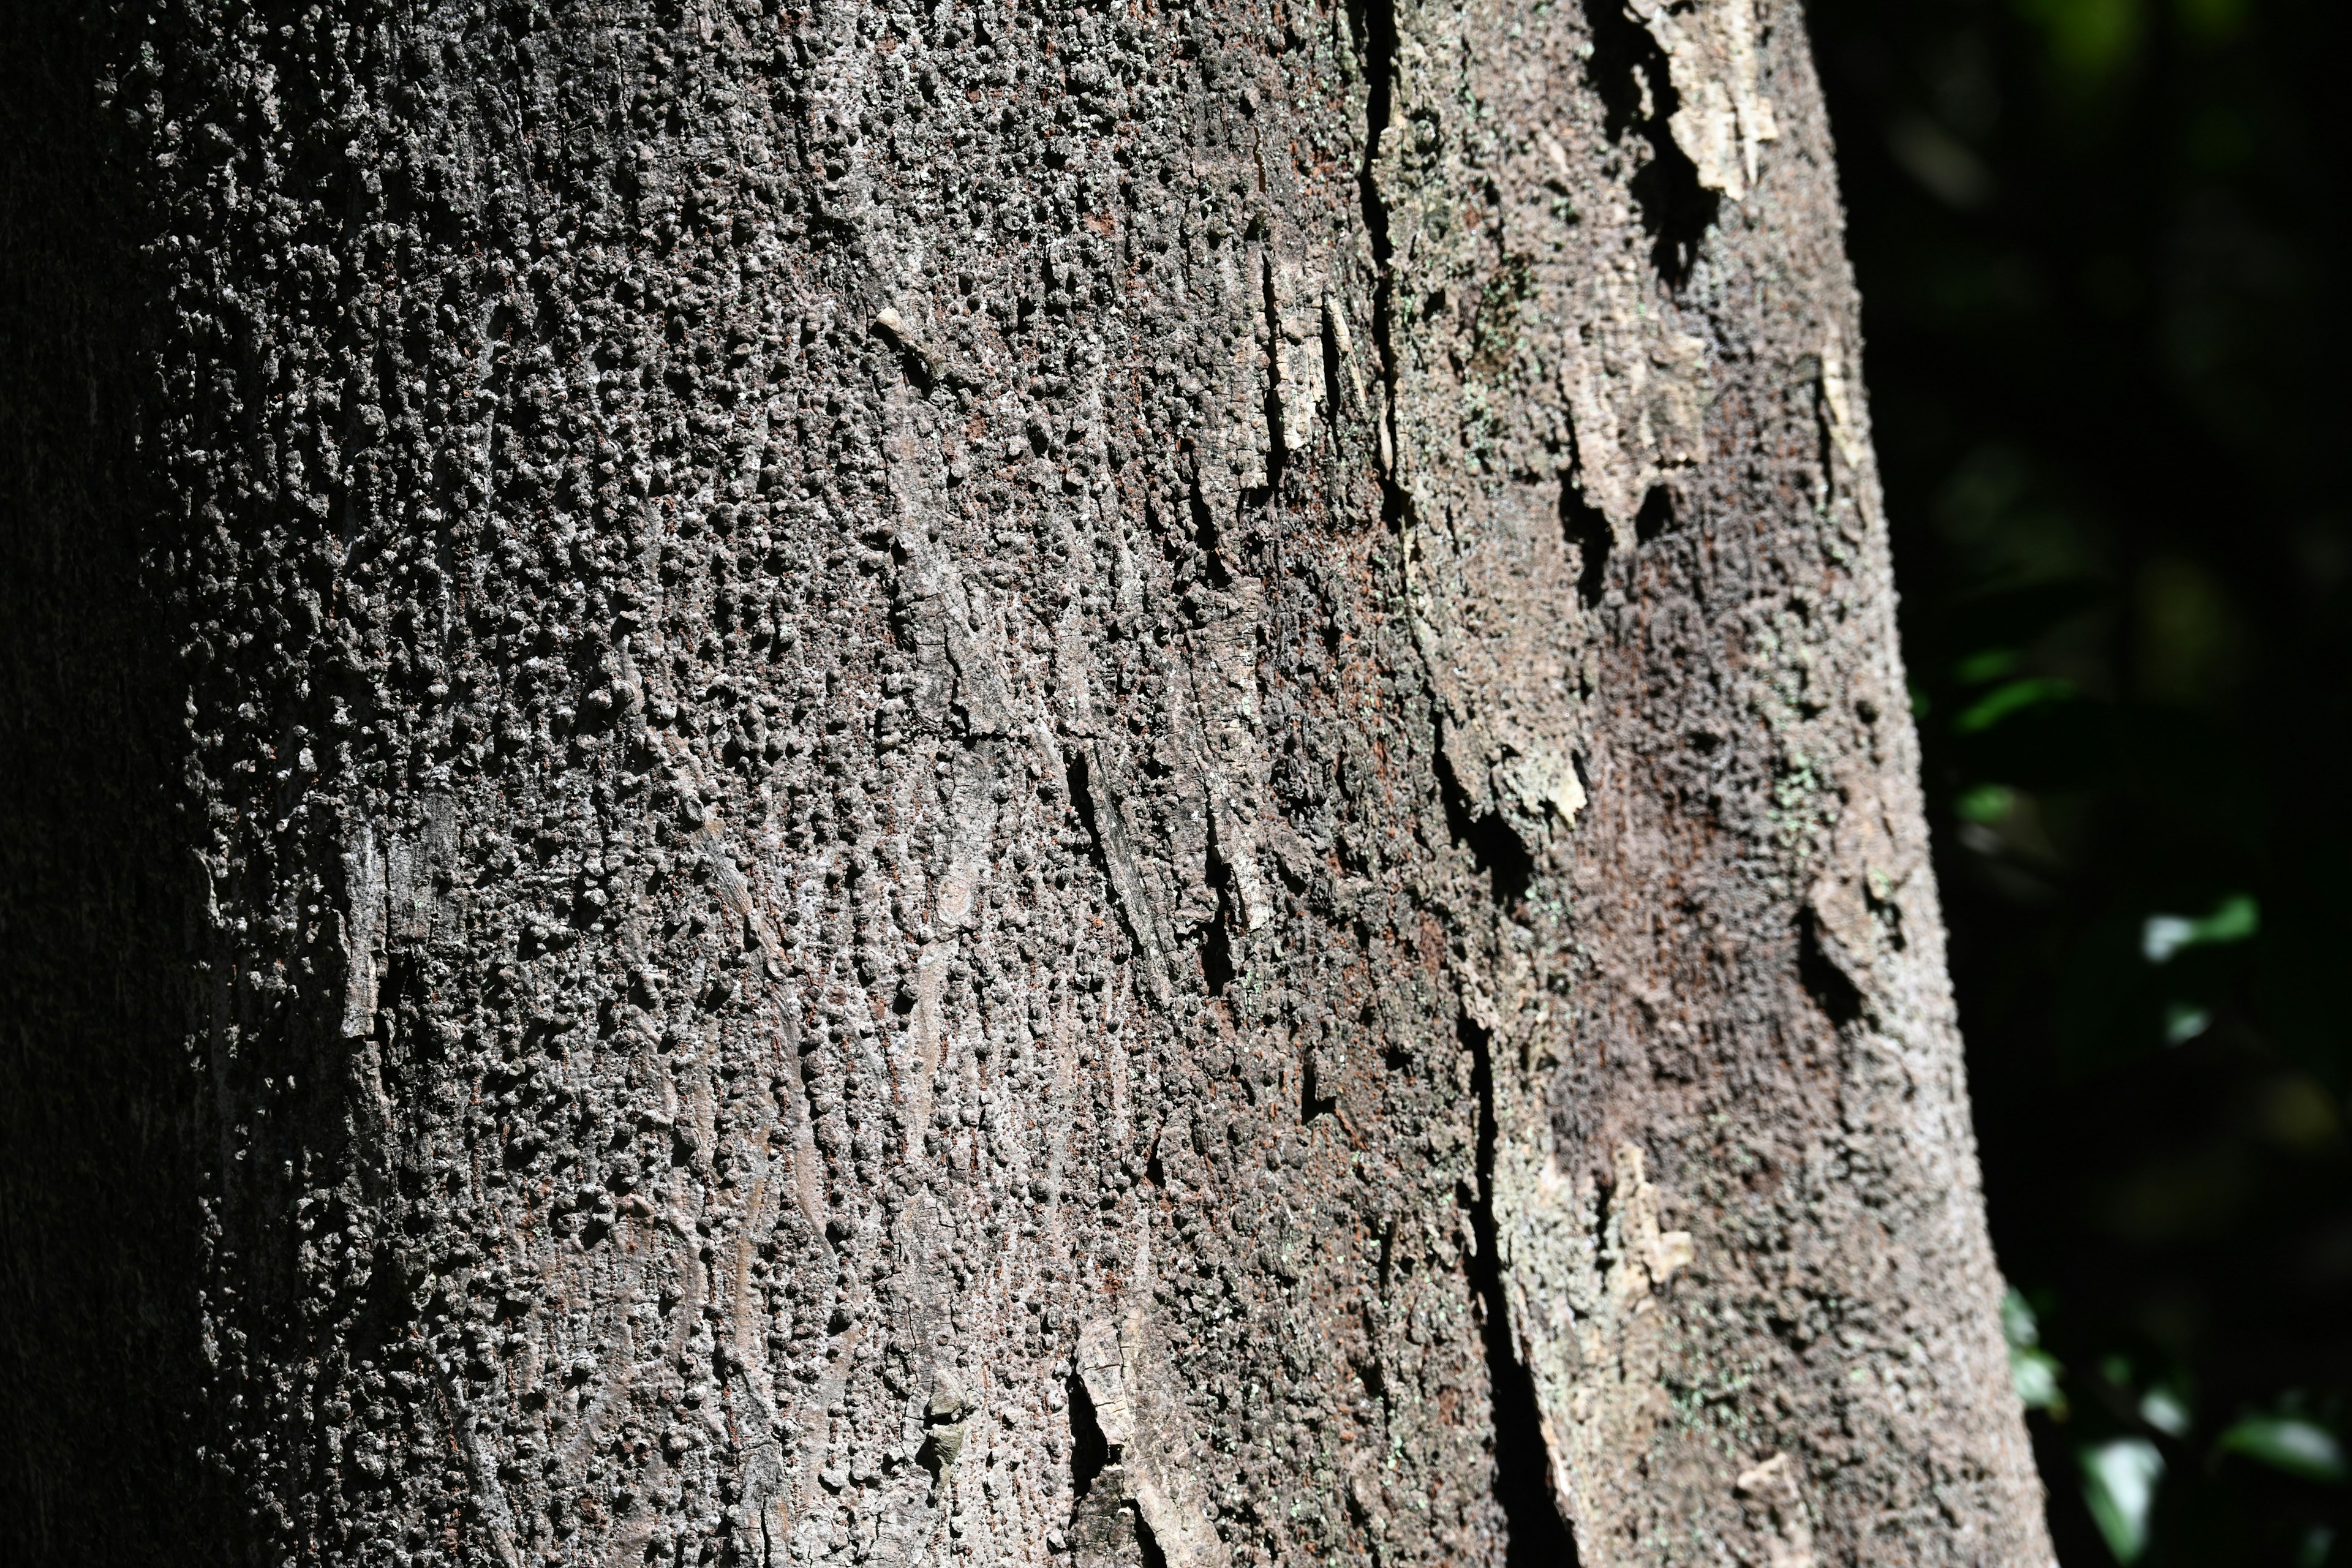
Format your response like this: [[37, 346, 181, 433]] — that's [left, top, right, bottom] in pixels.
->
[[1809, 0, 2352, 1559]]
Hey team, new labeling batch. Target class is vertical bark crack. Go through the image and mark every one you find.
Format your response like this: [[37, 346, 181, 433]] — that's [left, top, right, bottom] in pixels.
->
[[1353, 13, 1579, 1547], [1252, 254, 1291, 505], [1464, 1014, 1583, 1568], [1349, 0, 1404, 523], [1066, 744, 1175, 1007]]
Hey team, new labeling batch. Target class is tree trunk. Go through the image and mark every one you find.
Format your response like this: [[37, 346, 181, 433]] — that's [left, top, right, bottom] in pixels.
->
[[1, 1, 2051, 1564]]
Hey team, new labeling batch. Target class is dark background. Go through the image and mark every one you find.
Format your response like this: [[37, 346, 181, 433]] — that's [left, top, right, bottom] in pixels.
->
[[1808, 0, 2352, 1561]]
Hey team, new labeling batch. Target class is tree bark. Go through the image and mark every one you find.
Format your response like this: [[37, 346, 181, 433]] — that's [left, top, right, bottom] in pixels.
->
[[1, 1, 2051, 1564]]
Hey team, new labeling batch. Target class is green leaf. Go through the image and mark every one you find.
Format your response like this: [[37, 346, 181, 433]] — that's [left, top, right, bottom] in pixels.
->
[[2217, 1415, 2347, 1484], [1953, 677, 2078, 734], [2013, 1348, 2065, 1412], [1954, 647, 2022, 685], [1956, 783, 2018, 824], [2138, 1386, 2192, 1439], [2198, 894, 2260, 944], [2000, 1289, 2068, 1414], [2079, 1438, 2164, 1564], [2002, 1287, 2043, 1349], [2012, 0, 2144, 81], [2142, 894, 2260, 964]]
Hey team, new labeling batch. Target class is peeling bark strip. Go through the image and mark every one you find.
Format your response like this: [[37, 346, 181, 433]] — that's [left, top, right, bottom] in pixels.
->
[[1627, 0, 1780, 202], [51, 0, 2045, 1562]]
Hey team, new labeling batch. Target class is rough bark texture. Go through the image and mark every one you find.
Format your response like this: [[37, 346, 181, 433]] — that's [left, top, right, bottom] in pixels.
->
[[1, 1, 2051, 1565]]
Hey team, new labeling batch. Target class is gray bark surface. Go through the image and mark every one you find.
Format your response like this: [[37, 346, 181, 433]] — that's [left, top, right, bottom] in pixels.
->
[[0, 1, 2051, 1565]]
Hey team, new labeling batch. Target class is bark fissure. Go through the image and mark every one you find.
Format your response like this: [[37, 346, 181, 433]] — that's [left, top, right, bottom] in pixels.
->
[[1351, 0, 1404, 500], [1560, 477, 1616, 609], [1464, 1012, 1585, 1568]]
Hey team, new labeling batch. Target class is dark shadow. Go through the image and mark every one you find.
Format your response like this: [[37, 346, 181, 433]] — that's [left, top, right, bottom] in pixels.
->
[[1200, 906, 1237, 997], [1301, 1036, 1338, 1124], [1348, 0, 1396, 268], [0, 12, 219, 1561], [1434, 729, 1536, 912], [1634, 484, 1677, 544], [1202, 816, 1240, 996], [1068, 750, 1102, 846], [1463, 1014, 1585, 1567], [1580, 0, 1720, 287], [1186, 471, 1235, 588], [1561, 478, 1613, 606], [1068, 1373, 1109, 1498], [1798, 914, 1866, 1028], [1136, 1513, 1171, 1568]]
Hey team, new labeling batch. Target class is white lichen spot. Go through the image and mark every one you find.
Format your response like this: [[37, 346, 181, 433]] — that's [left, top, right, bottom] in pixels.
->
[[1734, 1452, 1819, 1568], [1563, 266, 1711, 544], [1819, 330, 1870, 470]]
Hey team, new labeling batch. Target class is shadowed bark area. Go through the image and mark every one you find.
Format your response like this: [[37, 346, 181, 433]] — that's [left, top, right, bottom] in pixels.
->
[[0, 1, 2049, 1564], [0, 13, 214, 1562]]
